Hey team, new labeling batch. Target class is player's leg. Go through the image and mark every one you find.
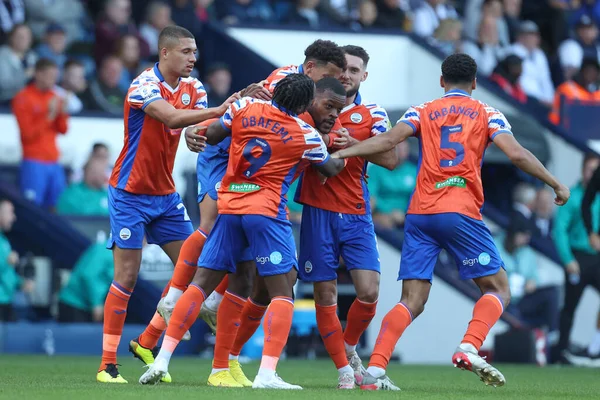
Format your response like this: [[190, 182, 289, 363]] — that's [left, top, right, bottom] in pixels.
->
[[230, 274, 269, 358], [163, 195, 217, 308], [208, 257, 254, 387], [245, 215, 302, 390], [361, 214, 441, 391], [340, 214, 381, 384], [297, 206, 354, 387], [97, 187, 147, 383], [447, 213, 509, 387], [139, 214, 244, 384]]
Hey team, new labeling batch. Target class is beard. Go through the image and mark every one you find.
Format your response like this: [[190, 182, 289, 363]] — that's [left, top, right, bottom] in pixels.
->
[[345, 84, 359, 98]]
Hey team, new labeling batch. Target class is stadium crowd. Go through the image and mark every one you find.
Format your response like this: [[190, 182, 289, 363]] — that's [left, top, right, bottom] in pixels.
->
[[0, 0, 599, 369]]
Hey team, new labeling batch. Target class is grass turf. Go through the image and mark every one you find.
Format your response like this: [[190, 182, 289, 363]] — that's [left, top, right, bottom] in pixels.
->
[[0, 355, 598, 399]]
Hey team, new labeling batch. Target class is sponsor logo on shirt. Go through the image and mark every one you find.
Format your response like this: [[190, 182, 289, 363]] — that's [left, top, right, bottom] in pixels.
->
[[229, 183, 260, 192], [435, 176, 466, 189]]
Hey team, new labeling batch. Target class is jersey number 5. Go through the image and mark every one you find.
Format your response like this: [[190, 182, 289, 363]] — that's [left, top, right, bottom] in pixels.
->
[[242, 138, 272, 178], [440, 124, 465, 167]]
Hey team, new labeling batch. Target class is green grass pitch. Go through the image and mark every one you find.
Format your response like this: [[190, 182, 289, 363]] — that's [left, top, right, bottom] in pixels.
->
[[0, 355, 598, 399]]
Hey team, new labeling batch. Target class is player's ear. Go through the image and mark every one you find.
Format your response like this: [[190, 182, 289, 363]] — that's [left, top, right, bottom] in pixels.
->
[[304, 60, 314, 74], [361, 71, 368, 83], [440, 75, 445, 88], [472, 78, 477, 91]]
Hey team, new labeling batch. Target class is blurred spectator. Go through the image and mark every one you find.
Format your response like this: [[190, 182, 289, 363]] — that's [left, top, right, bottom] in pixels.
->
[[413, 0, 458, 37], [499, 219, 560, 338], [23, 0, 84, 44], [0, 199, 32, 321], [534, 188, 555, 238], [140, 1, 173, 56], [286, 0, 336, 28], [507, 21, 555, 107], [12, 59, 69, 210], [368, 141, 416, 229], [511, 182, 540, 235], [558, 14, 600, 81], [70, 142, 111, 183], [0, 0, 25, 44], [57, 158, 109, 216], [115, 34, 143, 92], [431, 18, 462, 56], [351, 0, 378, 30], [60, 59, 87, 114], [549, 58, 600, 125], [94, 0, 149, 64], [170, 0, 215, 36], [520, 0, 569, 53], [552, 153, 600, 363], [57, 241, 113, 322], [373, 0, 407, 30], [217, 0, 275, 25], [82, 55, 126, 115], [35, 24, 67, 72], [463, 15, 505, 76], [464, 0, 510, 48], [570, 0, 600, 28], [0, 23, 36, 103], [490, 55, 528, 104], [319, 0, 352, 26], [503, 0, 522, 42], [204, 62, 232, 107]]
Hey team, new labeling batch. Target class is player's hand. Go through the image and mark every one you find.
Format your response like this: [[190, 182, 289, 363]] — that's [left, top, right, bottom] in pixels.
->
[[185, 125, 208, 153], [7, 251, 19, 266], [240, 80, 272, 101], [565, 260, 580, 276], [331, 152, 342, 159], [332, 128, 358, 149], [553, 184, 570, 206], [589, 233, 600, 252], [217, 92, 242, 115]]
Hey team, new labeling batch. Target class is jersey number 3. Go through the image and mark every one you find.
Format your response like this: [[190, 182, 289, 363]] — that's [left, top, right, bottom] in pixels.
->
[[440, 124, 464, 168], [242, 138, 272, 178]]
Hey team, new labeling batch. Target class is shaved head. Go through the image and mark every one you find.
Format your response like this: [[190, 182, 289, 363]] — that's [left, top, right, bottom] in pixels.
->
[[158, 25, 194, 51]]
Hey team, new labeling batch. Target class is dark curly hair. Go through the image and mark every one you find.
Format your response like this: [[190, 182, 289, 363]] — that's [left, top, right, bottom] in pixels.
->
[[442, 53, 478, 85], [316, 77, 346, 97], [342, 45, 370, 67], [272, 73, 315, 116], [304, 39, 347, 70]]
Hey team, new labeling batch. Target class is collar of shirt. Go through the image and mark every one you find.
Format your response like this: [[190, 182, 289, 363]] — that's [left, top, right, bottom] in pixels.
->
[[341, 91, 362, 113]]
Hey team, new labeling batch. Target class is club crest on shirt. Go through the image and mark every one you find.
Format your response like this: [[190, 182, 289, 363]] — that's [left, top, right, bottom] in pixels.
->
[[181, 93, 191, 106], [350, 112, 363, 123]]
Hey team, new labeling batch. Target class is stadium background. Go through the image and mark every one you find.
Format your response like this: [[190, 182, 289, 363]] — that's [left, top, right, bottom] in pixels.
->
[[0, 0, 599, 370]]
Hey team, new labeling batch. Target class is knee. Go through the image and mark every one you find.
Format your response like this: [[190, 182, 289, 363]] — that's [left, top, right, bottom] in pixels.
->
[[114, 261, 139, 289], [356, 285, 379, 304], [400, 296, 427, 318], [313, 282, 337, 306]]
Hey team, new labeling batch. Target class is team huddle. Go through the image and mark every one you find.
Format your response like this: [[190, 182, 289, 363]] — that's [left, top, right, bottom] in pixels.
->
[[97, 26, 571, 391]]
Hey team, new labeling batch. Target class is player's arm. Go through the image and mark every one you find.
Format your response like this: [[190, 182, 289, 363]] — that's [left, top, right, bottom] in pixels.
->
[[205, 118, 231, 145], [492, 133, 570, 205], [333, 122, 413, 160], [364, 149, 399, 171], [304, 130, 346, 177], [145, 96, 237, 129]]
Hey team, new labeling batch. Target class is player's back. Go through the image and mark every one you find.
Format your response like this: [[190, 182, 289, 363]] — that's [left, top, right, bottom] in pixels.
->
[[263, 65, 301, 94], [218, 98, 327, 219], [402, 90, 511, 220]]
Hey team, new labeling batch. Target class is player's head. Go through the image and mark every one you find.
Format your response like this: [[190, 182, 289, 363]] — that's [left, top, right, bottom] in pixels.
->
[[440, 53, 478, 93], [307, 77, 346, 134], [0, 198, 16, 232], [272, 73, 315, 116], [158, 25, 197, 78], [34, 58, 59, 91], [302, 39, 347, 82], [583, 152, 600, 186], [340, 45, 369, 98]]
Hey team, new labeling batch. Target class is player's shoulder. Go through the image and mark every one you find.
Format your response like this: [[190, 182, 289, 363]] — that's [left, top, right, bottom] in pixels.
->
[[271, 64, 299, 75], [180, 76, 206, 92], [130, 68, 160, 89]]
